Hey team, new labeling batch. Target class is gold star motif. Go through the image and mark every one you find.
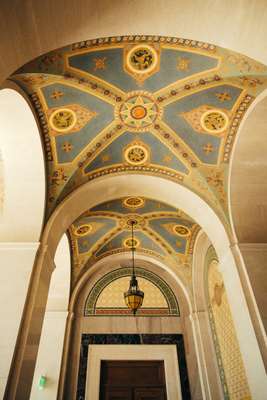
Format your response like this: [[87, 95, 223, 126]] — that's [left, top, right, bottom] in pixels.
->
[[203, 143, 214, 154], [50, 90, 64, 100], [120, 95, 158, 129], [162, 155, 172, 163], [101, 153, 111, 162], [216, 92, 231, 102], [177, 57, 190, 71], [93, 57, 107, 71], [62, 142, 73, 152]]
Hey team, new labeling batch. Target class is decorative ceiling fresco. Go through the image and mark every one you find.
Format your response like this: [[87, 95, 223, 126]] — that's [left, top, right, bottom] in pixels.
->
[[68, 197, 200, 289], [10, 35, 267, 230]]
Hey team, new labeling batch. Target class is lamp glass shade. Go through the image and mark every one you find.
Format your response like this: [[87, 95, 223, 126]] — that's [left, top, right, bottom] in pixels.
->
[[124, 275, 144, 314]]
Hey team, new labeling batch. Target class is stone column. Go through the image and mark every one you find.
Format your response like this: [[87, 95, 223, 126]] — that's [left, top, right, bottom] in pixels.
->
[[4, 244, 55, 400], [0, 242, 39, 398], [219, 247, 267, 399], [231, 243, 267, 370], [189, 311, 223, 400]]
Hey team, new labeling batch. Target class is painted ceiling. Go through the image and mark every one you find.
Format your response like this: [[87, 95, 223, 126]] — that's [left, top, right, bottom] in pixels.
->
[[68, 197, 200, 289], [10, 35, 267, 230]]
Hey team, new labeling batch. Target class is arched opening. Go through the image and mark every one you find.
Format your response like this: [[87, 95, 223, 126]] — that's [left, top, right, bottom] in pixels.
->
[[6, 173, 266, 399], [2, 27, 267, 399]]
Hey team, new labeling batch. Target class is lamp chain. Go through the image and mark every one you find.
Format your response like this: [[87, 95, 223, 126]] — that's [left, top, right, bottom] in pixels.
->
[[131, 221, 135, 277]]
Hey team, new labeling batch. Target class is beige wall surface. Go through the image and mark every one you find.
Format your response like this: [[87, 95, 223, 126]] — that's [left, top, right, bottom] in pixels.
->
[[1, 0, 267, 83], [0, 243, 39, 398]]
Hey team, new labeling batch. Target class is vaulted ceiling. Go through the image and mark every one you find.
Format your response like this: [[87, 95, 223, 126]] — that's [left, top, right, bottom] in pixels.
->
[[69, 196, 199, 289], [10, 35, 267, 233]]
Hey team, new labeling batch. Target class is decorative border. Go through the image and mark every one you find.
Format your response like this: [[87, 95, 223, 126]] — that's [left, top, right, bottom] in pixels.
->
[[76, 334, 191, 400], [204, 246, 230, 400], [223, 94, 254, 163], [71, 35, 216, 52], [84, 267, 180, 316]]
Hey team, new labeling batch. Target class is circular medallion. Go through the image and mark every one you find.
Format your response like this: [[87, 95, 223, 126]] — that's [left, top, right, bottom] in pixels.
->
[[173, 225, 190, 237], [200, 109, 228, 134], [74, 224, 92, 236], [124, 144, 149, 165], [127, 45, 158, 73], [123, 197, 145, 209], [49, 108, 77, 132], [115, 92, 162, 132], [120, 215, 146, 230], [123, 237, 140, 249]]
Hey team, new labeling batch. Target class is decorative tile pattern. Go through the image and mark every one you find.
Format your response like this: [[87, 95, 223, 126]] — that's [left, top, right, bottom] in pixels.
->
[[84, 267, 179, 317], [206, 247, 251, 400]]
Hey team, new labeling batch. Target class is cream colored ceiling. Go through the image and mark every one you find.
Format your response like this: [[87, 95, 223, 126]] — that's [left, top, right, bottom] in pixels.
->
[[1, 0, 267, 84]]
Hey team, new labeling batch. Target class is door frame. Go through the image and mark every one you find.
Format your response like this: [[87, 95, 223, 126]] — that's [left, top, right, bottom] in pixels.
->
[[85, 344, 182, 400]]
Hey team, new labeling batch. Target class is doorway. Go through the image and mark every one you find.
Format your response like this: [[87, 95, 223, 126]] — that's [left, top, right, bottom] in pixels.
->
[[100, 360, 167, 400]]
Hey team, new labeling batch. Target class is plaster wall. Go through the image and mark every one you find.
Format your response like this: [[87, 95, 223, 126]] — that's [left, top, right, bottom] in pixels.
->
[[239, 244, 267, 335], [0, 88, 45, 242], [1, 0, 267, 83], [30, 311, 68, 400], [0, 242, 39, 398], [30, 234, 70, 400]]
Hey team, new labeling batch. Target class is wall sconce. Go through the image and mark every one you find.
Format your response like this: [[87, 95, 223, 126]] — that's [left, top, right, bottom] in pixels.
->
[[38, 375, 47, 390]]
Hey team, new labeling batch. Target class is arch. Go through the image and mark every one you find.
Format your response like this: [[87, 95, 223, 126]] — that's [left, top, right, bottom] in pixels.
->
[[229, 88, 267, 244], [60, 251, 198, 399], [70, 251, 191, 317], [8, 174, 267, 399], [0, 87, 45, 242], [84, 266, 180, 316], [37, 173, 266, 398]]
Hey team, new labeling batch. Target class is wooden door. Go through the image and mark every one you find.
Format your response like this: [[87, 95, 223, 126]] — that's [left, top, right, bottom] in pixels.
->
[[100, 360, 167, 400]]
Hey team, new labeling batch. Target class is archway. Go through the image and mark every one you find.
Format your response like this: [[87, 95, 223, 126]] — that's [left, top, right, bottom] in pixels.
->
[[5, 174, 267, 399]]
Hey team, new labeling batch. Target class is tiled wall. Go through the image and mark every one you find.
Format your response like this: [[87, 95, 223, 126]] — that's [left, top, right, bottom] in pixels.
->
[[207, 251, 251, 400]]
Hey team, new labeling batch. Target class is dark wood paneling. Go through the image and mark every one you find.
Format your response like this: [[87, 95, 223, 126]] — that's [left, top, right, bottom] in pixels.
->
[[100, 360, 167, 400], [77, 334, 191, 400], [101, 361, 165, 386]]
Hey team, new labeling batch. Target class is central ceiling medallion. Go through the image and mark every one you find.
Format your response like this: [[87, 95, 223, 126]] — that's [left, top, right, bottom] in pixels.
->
[[200, 109, 229, 134], [124, 44, 160, 84], [173, 224, 190, 237], [115, 91, 162, 132], [124, 142, 149, 165], [123, 197, 145, 209], [127, 45, 158, 73], [49, 108, 77, 132], [120, 215, 146, 230], [123, 237, 140, 249], [74, 223, 92, 236]]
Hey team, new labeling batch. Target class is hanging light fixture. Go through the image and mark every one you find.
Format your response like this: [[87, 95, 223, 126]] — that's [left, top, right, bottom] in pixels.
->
[[124, 221, 144, 315]]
